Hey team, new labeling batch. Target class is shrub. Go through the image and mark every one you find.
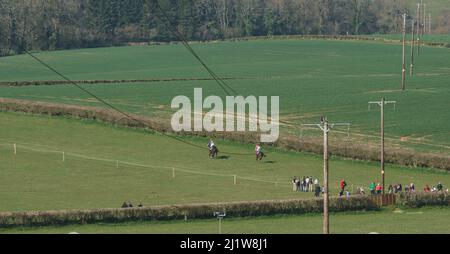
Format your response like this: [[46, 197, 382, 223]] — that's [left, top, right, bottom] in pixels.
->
[[396, 192, 450, 208], [0, 197, 378, 228]]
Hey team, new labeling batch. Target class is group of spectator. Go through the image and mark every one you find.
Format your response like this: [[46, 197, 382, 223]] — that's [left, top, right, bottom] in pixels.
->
[[291, 177, 448, 198], [355, 181, 448, 196], [422, 182, 447, 193], [292, 176, 323, 197], [121, 201, 143, 208], [368, 182, 383, 195], [292, 176, 319, 192], [385, 182, 448, 194], [386, 183, 414, 194]]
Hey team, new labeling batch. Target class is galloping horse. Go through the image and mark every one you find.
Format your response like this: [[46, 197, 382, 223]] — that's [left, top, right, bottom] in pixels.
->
[[209, 146, 219, 159], [256, 151, 266, 161]]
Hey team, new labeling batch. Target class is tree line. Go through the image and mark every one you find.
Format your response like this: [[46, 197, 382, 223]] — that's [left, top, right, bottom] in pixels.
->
[[0, 0, 445, 56]]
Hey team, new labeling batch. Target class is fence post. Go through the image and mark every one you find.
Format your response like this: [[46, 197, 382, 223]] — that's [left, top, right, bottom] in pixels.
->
[[234, 175, 237, 186], [172, 167, 175, 178], [13, 144, 17, 155], [62, 152, 65, 162], [116, 160, 119, 169]]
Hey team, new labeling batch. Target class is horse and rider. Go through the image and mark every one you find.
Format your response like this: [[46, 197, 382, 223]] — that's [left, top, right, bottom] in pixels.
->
[[207, 139, 266, 161], [255, 143, 266, 161], [207, 138, 219, 159]]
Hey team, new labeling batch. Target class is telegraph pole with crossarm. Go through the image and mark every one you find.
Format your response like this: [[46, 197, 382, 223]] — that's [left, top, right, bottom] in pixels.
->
[[368, 98, 397, 195], [302, 118, 350, 234]]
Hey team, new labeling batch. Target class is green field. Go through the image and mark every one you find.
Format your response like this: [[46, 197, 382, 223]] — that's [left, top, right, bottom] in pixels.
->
[[0, 111, 448, 212], [0, 37, 449, 234], [2, 206, 449, 234], [0, 39, 449, 154]]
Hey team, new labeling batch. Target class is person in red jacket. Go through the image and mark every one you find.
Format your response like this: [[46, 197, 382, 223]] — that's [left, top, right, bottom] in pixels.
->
[[339, 179, 347, 196], [375, 183, 382, 194]]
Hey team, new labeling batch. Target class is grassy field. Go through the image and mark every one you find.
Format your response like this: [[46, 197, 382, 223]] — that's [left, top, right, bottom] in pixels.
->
[[0, 111, 448, 212], [1, 206, 449, 234], [0, 39, 449, 154]]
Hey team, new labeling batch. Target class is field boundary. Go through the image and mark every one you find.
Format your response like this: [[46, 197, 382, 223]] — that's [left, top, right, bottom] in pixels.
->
[[230, 35, 450, 48], [0, 193, 446, 228], [0, 197, 379, 228], [138, 35, 450, 48], [0, 98, 449, 170], [0, 77, 243, 87]]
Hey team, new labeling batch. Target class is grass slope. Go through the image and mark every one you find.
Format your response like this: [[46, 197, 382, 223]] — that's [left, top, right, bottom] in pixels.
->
[[0, 112, 448, 212], [0, 39, 449, 153]]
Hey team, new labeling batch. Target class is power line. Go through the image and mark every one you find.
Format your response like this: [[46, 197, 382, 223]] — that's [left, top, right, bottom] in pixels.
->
[[0, 32, 253, 156], [153, 0, 238, 96]]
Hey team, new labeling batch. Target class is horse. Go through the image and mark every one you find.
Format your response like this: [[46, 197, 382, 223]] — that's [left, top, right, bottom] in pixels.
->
[[209, 146, 219, 159], [256, 151, 266, 161]]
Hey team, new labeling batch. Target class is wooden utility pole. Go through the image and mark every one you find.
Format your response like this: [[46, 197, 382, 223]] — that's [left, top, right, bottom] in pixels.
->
[[410, 20, 415, 77], [369, 99, 397, 196], [417, 3, 421, 55], [302, 119, 350, 235], [420, 0, 424, 36], [429, 13, 431, 34], [323, 119, 329, 235], [402, 13, 407, 91], [423, 3, 426, 36]]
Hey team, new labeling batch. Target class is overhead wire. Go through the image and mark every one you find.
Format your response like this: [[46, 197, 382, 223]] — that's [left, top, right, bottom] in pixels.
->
[[0, 32, 254, 155]]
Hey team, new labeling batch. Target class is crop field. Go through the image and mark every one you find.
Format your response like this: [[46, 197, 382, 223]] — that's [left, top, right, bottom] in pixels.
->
[[0, 39, 449, 154], [2, 206, 449, 234], [0, 111, 448, 212]]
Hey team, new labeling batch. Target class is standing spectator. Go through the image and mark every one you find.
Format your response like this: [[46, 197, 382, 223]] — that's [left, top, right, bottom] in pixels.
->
[[424, 184, 431, 192], [309, 177, 314, 192], [375, 183, 382, 195], [436, 182, 443, 192], [340, 179, 347, 191], [315, 185, 321, 197], [296, 179, 301, 192], [398, 183, 403, 192], [410, 183, 415, 193], [369, 182, 376, 195], [405, 185, 409, 193], [301, 177, 306, 192], [314, 178, 319, 187], [305, 177, 310, 192], [388, 185, 394, 194], [292, 177, 298, 192]]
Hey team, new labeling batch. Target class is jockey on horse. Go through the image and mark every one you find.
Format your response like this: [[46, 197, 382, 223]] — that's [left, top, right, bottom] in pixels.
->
[[208, 138, 218, 158], [255, 143, 265, 161]]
